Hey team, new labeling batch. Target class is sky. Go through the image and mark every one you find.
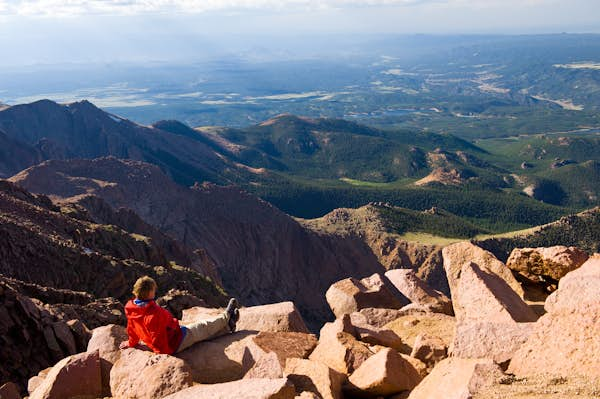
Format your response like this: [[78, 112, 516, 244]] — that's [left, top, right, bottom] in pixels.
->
[[0, 0, 599, 65]]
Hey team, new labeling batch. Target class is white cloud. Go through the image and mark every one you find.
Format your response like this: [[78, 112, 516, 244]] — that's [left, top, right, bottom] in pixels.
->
[[0, 0, 460, 17]]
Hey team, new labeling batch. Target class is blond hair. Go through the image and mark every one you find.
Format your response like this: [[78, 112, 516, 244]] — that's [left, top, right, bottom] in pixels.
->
[[132, 276, 157, 299]]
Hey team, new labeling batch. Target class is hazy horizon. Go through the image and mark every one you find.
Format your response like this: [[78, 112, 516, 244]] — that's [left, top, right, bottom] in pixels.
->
[[0, 0, 599, 66]]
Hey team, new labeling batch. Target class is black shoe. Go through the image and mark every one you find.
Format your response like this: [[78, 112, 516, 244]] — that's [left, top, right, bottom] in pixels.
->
[[225, 298, 240, 332]]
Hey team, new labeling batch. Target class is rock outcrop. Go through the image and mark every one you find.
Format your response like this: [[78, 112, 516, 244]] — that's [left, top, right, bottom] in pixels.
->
[[448, 261, 537, 364], [300, 206, 449, 296], [509, 255, 600, 378], [0, 178, 228, 313], [0, 277, 91, 393]]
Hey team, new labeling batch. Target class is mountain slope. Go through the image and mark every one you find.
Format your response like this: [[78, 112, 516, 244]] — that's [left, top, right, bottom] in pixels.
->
[[0, 99, 254, 185], [0, 99, 584, 225], [10, 157, 388, 327], [196, 114, 488, 183], [476, 207, 600, 261], [0, 129, 43, 177], [0, 179, 226, 305]]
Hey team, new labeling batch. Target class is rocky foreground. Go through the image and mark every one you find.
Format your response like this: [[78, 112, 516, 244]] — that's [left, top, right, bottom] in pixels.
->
[[2, 242, 599, 398]]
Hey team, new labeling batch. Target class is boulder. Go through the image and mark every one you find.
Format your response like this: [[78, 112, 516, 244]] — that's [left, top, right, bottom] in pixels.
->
[[182, 302, 309, 333], [110, 349, 192, 399], [319, 314, 356, 338], [544, 254, 600, 315], [176, 330, 265, 383], [400, 354, 428, 379], [29, 350, 102, 399], [349, 312, 404, 351], [507, 246, 589, 282], [451, 321, 534, 365], [410, 333, 447, 370], [0, 382, 21, 399], [163, 378, 296, 399], [346, 348, 422, 397], [245, 331, 319, 378], [442, 242, 524, 299], [86, 324, 128, 396], [453, 262, 537, 323], [86, 324, 127, 364], [508, 255, 600, 379], [252, 332, 318, 364], [245, 352, 285, 379], [385, 269, 453, 315], [284, 358, 345, 399], [406, 358, 503, 399], [325, 273, 409, 318], [238, 302, 310, 333], [309, 331, 373, 375]]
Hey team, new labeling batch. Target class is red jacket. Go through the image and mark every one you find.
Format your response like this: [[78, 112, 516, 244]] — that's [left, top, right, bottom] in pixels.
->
[[125, 299, 183, 354]]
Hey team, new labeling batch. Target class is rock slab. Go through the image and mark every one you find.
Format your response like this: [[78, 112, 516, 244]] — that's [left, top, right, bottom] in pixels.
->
[[442, 242, 524, 299], [163, 378, 296, 399], [454, 261, 537, 323], [407, 357, 503, 399]]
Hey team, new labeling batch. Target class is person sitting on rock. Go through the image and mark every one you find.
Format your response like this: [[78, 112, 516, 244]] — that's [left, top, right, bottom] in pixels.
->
[[119, 275, 239, 354]]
